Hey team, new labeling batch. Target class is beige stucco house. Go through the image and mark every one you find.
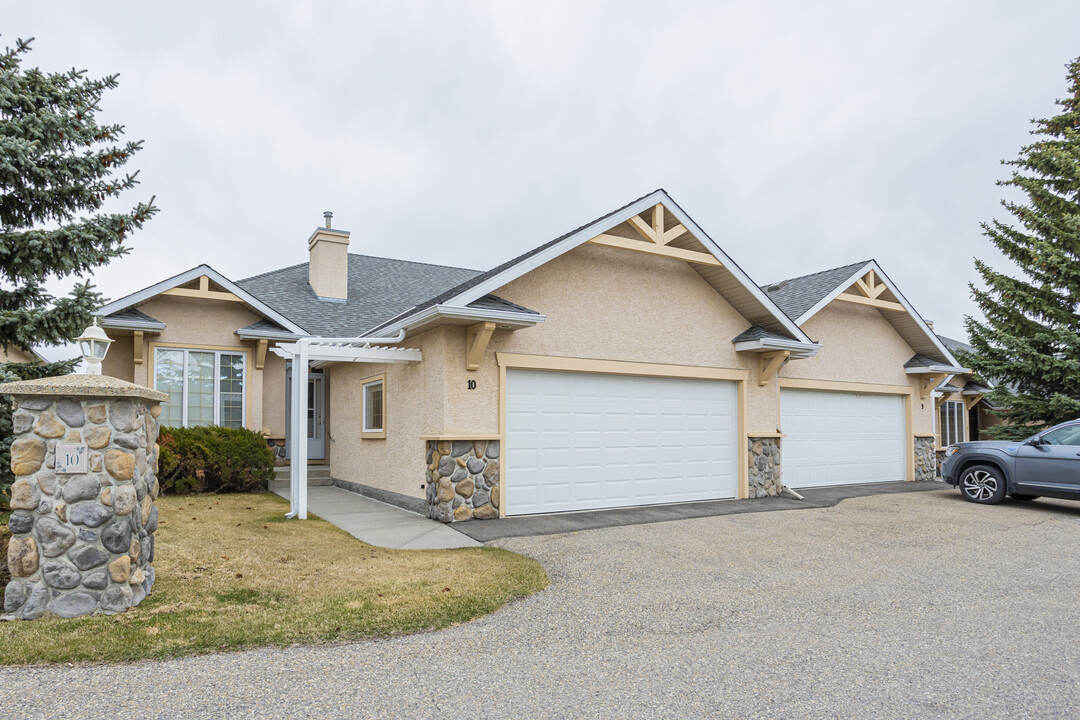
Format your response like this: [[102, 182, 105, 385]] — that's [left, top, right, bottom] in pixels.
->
[[0, 346, 46, 364], [97, 189, 969, 522]]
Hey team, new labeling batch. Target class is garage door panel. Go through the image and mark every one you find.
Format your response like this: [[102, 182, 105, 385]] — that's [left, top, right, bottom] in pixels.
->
[[781, 389, 905, 489], [507, 369, 738, 515]]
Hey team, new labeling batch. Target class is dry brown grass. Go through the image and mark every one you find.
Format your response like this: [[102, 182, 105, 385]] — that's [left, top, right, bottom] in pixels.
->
[[0, 493, 547, 665]]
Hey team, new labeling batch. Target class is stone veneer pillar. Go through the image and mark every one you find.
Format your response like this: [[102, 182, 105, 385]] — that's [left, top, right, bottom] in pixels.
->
[[2, 374, 168, 619], [425, 440, 500, 522], [747, 436, 783, 498], [914, 436, 937, 482]]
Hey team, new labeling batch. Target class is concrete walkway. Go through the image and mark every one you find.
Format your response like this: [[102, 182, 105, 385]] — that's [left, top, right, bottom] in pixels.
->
[[273, 485, 480, 549]]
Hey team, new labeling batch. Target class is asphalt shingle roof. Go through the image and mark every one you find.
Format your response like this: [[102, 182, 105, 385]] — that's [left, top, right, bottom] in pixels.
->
[[467, 295, 540, 315], [732, 325, 791, 343], [236, 255, 484, 336], [904, 353, 945, 369], [236, 318, 296, 336], [937, 334, 972, 355], [760, 261, 871, 321], [100, 307, 164, 325]]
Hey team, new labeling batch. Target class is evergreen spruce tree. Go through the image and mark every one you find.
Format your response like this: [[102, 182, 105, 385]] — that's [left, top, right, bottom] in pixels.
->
[[0, 38, 157, 504], [962, 57, 1080, 440]]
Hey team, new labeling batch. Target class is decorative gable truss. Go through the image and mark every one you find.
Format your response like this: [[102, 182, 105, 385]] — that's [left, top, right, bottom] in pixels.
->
[[161, 274, 245, 304], [363, 190, 820, 370], [589, 203, 722, 268], [783, 260, 967, 378], [834, 268, 905, 313]]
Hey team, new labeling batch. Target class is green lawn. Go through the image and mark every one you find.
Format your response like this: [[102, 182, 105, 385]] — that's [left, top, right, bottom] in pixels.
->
[[0, 493, 547, 665]]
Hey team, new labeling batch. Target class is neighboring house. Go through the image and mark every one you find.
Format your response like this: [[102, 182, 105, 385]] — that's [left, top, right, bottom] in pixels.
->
[[97, 189, 967, 522], [0, 346, 46, 364], [934, 334, 1005, 444]]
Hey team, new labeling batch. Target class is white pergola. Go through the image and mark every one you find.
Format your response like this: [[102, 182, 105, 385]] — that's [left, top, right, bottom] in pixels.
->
[[270, 331, 421, 519]]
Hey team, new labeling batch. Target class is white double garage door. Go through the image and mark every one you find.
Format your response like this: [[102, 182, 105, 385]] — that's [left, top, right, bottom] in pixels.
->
[[505, 368, 906, 515]]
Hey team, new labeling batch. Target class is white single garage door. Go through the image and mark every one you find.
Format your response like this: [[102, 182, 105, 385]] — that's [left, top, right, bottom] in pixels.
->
[[506, 369, 738, 515], [780, 389, 906, 488]]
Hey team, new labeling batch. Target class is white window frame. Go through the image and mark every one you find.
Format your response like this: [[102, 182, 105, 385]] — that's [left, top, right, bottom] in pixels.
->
[[153, 347, 247, 428], [939, 400, 966, 446], [360, 374, 386, 439]]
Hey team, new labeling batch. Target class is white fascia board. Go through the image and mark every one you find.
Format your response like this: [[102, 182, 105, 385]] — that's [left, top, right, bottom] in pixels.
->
[[795, 260, 964, 368], [733, 338, 822, 358], [96, 264, 308, 336], [433, 189, 814, 346], [363, 304, 545, 338]]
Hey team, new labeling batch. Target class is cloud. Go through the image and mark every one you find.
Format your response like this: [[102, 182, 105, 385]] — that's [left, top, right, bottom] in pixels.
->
[[7, 0, 1078, 348]]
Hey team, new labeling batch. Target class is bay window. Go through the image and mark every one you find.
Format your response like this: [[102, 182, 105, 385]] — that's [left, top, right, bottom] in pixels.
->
[[154, 348, 246, 428]]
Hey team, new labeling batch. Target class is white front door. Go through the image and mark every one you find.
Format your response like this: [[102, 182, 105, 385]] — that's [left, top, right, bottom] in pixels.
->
[[506, 369, 739, 515], [780, 389, 906, 488]]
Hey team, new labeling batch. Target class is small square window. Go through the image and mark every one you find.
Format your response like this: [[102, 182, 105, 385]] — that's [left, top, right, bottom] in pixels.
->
[[362, 377, 385, 437]]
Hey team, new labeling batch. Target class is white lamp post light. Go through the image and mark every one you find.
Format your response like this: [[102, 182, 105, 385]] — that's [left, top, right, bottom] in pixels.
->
[[76, 318, 113, 375]]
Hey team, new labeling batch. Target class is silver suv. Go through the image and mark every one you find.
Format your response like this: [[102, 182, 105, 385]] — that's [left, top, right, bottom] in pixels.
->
[[941, 419, 1080, 504]]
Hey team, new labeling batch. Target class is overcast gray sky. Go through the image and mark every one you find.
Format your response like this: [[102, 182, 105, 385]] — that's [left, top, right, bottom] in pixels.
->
[[9, 1, 1080, 358]]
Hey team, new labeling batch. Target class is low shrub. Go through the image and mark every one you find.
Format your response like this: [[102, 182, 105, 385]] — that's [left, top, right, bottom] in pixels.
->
[[157, 426, 274, 494]]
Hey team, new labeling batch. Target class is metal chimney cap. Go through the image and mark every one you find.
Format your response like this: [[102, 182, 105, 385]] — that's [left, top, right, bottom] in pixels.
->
[[323, 211, 333, 228]]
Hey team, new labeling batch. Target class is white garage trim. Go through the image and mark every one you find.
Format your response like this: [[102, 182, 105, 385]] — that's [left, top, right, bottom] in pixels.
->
[[778, 377, 915, 483], [497, 353, 750, 516]]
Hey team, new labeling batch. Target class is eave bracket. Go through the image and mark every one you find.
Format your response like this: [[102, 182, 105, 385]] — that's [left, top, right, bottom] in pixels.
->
[[466, 322, 496, 371], [758, 350, 790, 386]]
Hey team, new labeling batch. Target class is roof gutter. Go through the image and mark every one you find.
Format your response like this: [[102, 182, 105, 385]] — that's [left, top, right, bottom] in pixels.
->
[[906, 364, 968, 375], [362, 304, 546, 338], [235, 328, 302, 342], [97, 317, 166, 333]]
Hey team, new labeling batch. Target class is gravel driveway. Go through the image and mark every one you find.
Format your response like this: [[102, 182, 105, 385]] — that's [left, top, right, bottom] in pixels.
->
[[3, 487, 1080, 719]]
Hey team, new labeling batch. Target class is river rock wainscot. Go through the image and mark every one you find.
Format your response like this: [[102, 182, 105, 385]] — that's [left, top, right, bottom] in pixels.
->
[[425, 440, 500, 522], [2, 375, 167, 620]]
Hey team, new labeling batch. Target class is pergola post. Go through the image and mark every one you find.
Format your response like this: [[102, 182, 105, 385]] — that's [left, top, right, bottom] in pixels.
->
[[286, 338, 309, 519], [296, 339, 309, 519]]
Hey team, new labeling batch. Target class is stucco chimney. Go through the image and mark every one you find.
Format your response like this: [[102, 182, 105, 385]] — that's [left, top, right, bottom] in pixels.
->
[[308, 212, 351, 301]]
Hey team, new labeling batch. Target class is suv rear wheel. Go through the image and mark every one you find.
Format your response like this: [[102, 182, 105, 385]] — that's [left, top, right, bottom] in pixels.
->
[[960, 464, 1007, 504]]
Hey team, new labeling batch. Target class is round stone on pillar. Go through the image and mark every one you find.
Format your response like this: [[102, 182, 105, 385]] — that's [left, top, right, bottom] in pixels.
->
[[2, 374, 167, 619]]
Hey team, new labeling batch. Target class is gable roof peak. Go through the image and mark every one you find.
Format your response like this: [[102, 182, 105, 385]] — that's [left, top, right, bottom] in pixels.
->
[[362, 189, 816, 348], [96, 264, 307, 335]]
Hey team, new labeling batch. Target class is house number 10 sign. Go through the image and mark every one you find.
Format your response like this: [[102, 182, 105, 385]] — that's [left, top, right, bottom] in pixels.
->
[[56, 444, 89, 474]]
